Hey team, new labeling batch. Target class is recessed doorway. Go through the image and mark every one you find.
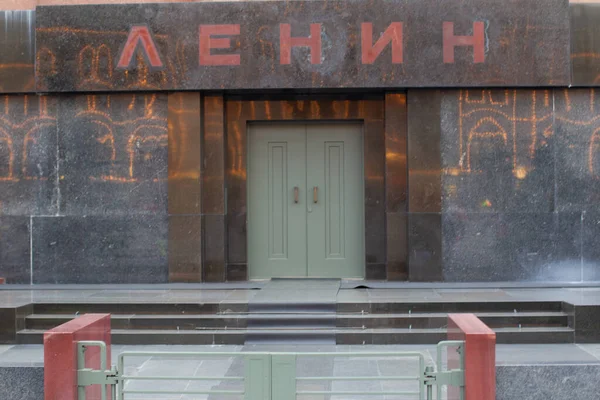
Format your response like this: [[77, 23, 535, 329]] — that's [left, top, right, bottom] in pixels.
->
[[247, 123, 365, 278]]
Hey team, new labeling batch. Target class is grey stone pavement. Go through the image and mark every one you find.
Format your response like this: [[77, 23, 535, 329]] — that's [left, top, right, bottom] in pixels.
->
[[2, 343, 600, 399]]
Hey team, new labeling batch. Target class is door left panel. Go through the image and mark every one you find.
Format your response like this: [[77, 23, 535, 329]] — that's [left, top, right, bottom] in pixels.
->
[[248, 124, 307, 278]]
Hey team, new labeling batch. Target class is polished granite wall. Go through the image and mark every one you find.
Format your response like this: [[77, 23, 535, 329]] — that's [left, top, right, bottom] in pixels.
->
[[0, 93, 169, 283], [2, 88, 600, 283], [428, 88, 600, 282]]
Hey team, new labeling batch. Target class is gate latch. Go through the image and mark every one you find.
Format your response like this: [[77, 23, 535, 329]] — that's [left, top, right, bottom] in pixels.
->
[[423, 366, 464, 387], [77, 366, 119, 387]]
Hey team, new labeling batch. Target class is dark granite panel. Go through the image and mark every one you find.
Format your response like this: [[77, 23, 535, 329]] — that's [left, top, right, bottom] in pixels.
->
[[15, 304, 32, 333], [366, 264, 386, 280], [386, 212, 408, 280], [59, 93, 168, 216], [555, 88, 600, 212], [0, 95, 58, 216], [574, 305, 600, 343], [583, 211, 600, 281], [0, 217, 30, 284], [32, 215, 168, 283], [443, 212, 582, 282], [571, 4, 600, 87], [203, 214, 226, 282], [385, 93, 407, 213], [168, 215, 201, 282], [0, 308, 16, 343], [442, 89, 555, 213], [168, 92, 201, 215], [0, 11, 35, 93], [203, 95, 225, 215], [35, 0, 569, 92], [408, 213, 442, 281], [408, 91, 442, 213], [0, 367, 44, 400], [364, 119, 385, 265], [226, 264, 247, 282]]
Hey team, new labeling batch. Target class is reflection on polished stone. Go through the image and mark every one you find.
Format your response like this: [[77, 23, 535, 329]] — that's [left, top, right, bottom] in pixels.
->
[[0, 11, 35, 93], [442, 89, 555, 213], [0, 95, 58, 215], [385, 93, 407, 213], [203, 95, 225, 215], [59, 93, 168, 216], [168, 92, 201, 215], [408, 91, 442, 213], [571, 4, 600, 86], [554, 89, 600, 212]]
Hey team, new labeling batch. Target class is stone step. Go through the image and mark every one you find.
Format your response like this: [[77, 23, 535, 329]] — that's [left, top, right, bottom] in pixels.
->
[[339, 311, 569, 328], [16, 326, 575, 345], [338, 301, 566, 313], [246, 313, 336, 329], [30, 300, 565, 316], [31, 302, 247, 315], [24, 311, 569, 331]]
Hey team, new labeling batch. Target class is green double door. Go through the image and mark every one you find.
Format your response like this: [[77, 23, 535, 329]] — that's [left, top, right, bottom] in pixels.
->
[[248, 123, 364, 279]]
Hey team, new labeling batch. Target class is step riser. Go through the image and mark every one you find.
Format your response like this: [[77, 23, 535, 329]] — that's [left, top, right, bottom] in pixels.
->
[[249, 303, 336, 313], [26, 317, 248, 330], [339, 302, 565, 313], [32, 303, 247, 315], [17, 331, 575, 345], [31, 302, 566, 316], [339, 316, 569, 329], [26, 315, 569, 331]]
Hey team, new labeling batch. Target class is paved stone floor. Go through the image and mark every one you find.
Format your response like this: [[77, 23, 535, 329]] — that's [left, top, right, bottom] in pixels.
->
[[3, 286, 600, 307], [2, 343, 600, 399]]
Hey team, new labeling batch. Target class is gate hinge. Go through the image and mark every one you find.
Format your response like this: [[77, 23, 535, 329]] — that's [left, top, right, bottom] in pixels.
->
[[424, 369, 464, 387], [77, 366, 119, 387]]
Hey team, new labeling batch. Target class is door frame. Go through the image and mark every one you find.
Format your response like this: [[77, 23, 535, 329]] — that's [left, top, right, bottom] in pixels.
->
[[246, 121, 366, 279], [225, 96, 387, 280]]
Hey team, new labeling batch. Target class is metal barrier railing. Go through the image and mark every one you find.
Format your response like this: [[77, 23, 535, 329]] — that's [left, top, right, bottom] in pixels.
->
[[76, 340, 465, 400]]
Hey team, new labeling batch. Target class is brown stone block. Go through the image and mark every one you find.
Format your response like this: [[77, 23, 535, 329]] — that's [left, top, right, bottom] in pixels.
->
[[203, 94, 225, 215], [408, 90, 442, 213], [168, 215, 201, 282], [385, 92, 407, 213], [168, 92, 201, 215]]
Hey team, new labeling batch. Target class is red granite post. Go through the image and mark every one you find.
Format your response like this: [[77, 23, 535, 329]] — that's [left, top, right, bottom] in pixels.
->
[[447, 313, 496, 400], [44, 314, 111, 400]]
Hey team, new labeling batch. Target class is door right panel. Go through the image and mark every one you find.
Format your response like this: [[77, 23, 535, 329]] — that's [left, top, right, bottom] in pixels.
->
[[306, 124, 364, 278]]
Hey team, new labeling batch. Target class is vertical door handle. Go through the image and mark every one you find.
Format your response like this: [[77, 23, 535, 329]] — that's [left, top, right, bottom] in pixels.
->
[[294, 187, 299, 203], [313, 186, 318, 203]]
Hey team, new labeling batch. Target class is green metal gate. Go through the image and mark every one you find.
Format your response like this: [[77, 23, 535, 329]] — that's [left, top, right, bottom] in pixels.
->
[[76, 340, 464, 400]]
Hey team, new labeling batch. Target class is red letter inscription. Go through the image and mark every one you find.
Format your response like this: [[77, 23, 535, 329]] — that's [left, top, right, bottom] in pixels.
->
[[443, 21, 485, 63], [117, 25, 164, 69], [361, 22, 403, 64], [199, 24, 241, 66], [280, 23, 322, 65]]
